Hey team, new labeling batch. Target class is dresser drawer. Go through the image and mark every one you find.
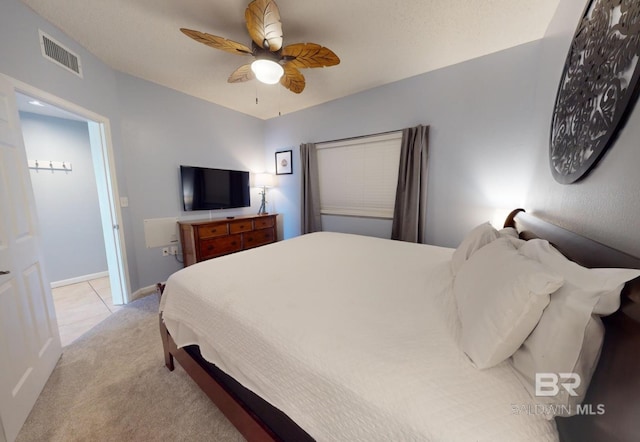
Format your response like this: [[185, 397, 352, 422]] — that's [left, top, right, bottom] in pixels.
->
[[229, 220, 253, 234], [197, 224, 229, 239], [199, 234, 242, 259], [179, 214, 278, 266], [243, 228, 275, 249], [254, 216, 275, 230]]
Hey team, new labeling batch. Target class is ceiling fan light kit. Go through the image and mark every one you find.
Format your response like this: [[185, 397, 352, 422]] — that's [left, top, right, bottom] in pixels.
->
[[181, 0, 339, 94], [251, 59, 284, 84]]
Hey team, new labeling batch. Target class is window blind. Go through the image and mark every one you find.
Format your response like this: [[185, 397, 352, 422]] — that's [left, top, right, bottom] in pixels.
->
[[317, 132, 402, 218]]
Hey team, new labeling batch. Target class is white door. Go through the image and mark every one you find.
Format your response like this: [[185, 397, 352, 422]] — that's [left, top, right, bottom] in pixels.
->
[[88, 122, 129, 305], [0, 77, 62, 441]]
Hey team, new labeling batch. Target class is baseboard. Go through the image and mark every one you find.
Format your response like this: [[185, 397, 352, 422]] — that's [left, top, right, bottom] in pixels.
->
[[52, 273, 162, 304], [50, 271, 109, 289], [130, 283, 162, 302]]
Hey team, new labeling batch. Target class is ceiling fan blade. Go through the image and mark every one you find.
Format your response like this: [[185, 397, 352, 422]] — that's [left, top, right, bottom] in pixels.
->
[[280, 64, 305, 93], [180, 28, 252, 55], [228, 64, 256, 83], [282, 43, 340, 69], [245, 0, 283, 51]]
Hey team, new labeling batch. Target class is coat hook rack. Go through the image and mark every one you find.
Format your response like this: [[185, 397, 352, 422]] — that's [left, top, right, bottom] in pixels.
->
[[28, 159, 73, 172]]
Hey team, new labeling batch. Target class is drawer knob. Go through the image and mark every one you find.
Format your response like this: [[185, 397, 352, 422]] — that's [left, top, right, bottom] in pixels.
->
[[208, 245, 214, 250]]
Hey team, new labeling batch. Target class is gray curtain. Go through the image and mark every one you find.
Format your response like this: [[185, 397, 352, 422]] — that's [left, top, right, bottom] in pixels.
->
[[300, 143, 322, 233], [391, 125, 429, 243]]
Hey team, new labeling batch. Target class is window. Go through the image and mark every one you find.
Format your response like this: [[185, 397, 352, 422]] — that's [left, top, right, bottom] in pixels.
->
[[317, 132, 402, 219]]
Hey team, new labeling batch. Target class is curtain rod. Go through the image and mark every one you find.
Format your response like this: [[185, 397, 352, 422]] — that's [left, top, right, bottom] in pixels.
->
[[315, 128, 403, 146]]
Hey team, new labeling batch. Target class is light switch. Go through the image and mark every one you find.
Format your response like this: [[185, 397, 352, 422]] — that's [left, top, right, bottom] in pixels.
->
[[120, 197, 129, 207]]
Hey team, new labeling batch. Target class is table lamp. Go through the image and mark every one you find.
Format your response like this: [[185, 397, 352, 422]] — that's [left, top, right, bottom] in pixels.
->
[[254, 173, 275, 215]]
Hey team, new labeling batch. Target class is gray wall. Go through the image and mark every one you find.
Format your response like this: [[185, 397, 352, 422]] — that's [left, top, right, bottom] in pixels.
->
[[20, 112, 108, 282], [264, 41, 541, 247], [265, 0, 640, 259], [0, 0, 267, 292], [524, 0, 640, 258], [0, 0, 136, 287], [114, 73, 266, 288], [6, 0, 639, 294]]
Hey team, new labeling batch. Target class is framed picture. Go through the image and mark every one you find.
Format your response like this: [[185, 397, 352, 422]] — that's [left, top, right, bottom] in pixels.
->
[[275, 150, 293, 175]]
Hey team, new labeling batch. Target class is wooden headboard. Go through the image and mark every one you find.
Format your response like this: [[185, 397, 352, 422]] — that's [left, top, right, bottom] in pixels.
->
[[504, 209, 640, 442]]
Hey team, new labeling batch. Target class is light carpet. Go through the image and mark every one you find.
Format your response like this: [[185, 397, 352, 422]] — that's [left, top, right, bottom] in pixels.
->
[[16, 294, 244, 442]]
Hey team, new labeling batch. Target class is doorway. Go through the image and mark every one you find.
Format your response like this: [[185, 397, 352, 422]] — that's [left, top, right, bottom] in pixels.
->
[[10, 81, 129, 340]]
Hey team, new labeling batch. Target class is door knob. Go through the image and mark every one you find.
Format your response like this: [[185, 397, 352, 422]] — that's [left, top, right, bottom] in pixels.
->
[[0, 270, 10, 275]]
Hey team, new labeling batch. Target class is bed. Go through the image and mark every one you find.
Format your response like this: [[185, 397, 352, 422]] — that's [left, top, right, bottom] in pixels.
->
[[159, 209, 640, 441]]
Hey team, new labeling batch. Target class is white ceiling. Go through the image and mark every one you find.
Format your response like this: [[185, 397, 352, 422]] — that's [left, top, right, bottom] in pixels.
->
[[16, 92, 88, 121], [20, 0, 559, 120]]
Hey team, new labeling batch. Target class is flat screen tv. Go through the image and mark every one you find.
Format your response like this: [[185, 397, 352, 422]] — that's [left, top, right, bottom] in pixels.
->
[[180, 165, 250, 211]]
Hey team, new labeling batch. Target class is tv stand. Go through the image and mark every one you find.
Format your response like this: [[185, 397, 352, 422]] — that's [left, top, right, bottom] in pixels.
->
[[178, 214, 277, 267]]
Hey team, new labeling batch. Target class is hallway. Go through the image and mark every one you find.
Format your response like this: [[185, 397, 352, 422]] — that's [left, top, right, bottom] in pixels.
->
[[51, 276, 121, 346]]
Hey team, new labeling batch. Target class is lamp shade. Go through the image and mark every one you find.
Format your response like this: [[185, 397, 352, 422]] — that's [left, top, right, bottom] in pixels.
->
[[254, 173, 275, 188], [251, 59, 284, 85]]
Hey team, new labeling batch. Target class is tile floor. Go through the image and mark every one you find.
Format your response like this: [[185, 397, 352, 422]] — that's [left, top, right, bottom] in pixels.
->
[[51, 276, 122, 346]]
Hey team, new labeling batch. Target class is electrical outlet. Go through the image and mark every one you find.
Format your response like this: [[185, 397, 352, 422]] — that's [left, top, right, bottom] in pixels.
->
[[162, 247, 169, 256], [170, 246, 178, 255]]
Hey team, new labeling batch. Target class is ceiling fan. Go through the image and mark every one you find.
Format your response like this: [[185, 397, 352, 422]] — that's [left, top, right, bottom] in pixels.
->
[[180, 0, 340, 94]]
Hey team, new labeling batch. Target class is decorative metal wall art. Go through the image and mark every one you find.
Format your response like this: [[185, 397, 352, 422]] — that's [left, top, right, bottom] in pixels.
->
[[550, 0, 640, 184]]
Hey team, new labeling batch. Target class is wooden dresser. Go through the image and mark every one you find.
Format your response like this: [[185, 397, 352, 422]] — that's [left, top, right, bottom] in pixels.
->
[[178, 214, 277, 267]]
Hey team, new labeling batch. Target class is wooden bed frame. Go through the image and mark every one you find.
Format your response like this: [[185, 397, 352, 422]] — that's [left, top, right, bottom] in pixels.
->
[[160, 208, 640, 442], [159, 314, 312, 441]]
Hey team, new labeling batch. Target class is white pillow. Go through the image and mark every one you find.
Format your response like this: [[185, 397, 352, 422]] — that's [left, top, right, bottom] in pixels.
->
[[498, 227, 519, 238], [451, 222, 499, 274], [512, 315, 604, 418], [511, 239, 640, 416], [454, 238, 564, 369], [499, 227, 526, 248]]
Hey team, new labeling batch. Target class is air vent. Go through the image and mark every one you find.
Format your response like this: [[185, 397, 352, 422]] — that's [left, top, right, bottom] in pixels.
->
[[39, 30, 83, 78]]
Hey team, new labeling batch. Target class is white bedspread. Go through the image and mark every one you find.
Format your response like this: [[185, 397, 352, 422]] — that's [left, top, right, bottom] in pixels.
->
[[161, 232, 558, 441]]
